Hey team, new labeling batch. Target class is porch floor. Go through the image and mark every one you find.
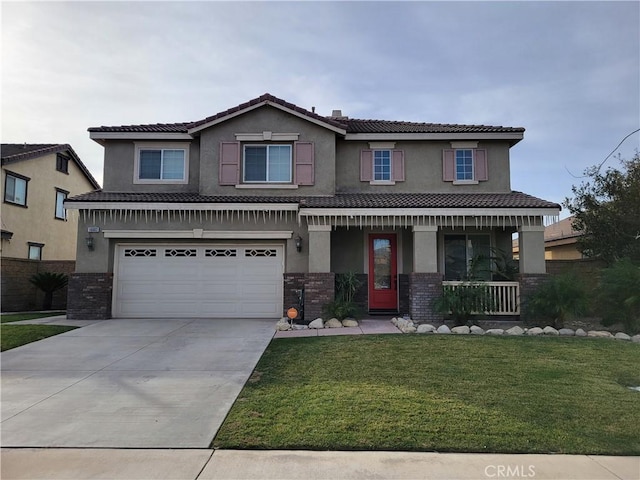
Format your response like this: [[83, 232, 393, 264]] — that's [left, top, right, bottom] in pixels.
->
[[274, 319, 402, 338]]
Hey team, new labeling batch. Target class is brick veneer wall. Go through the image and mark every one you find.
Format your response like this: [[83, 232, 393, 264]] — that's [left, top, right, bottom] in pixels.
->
[[1, 258, 75, 312], [66, 273, 113, 320], [283, 273, 305, 320], [409, 272, 444, 323], [517, 273, 548, 317], [398, 274, 411, 317], [303, 273, 335, 321]]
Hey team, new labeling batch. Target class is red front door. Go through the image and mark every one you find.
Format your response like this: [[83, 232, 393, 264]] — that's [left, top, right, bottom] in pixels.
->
[[368, 234, 398, 310]]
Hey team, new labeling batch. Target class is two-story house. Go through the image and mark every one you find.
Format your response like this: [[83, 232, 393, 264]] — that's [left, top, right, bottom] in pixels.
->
[[1, 144, 100, 261], [1, 143, 100, 312], [65, 94, 559, 321]]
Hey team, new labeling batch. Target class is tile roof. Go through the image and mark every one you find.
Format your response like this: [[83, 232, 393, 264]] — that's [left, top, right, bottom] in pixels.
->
[[187, 93, 347, 131], [88, 93, 524, 135], [66, 191, 303, 204], [67, 191, 559, 210], [342, 119, 524, 134], [1, 143, 101, 189]]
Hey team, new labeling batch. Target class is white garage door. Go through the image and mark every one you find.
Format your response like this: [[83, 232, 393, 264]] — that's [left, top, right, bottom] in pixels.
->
[[114, 244, 284, 318]]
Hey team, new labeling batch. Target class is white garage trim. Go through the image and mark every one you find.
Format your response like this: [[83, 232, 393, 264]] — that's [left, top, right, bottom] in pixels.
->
[[104, 230, 293, 239], [113, 243, 284, 318]]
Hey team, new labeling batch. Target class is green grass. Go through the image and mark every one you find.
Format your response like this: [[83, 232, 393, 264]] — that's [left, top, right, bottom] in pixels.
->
[[1, 312, 65, 323], [1, 310, 71, 351], [213, 335, 640, 454]]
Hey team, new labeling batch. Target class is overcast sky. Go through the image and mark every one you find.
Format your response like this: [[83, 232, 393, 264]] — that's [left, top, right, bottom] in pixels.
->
[[2, 1, 639, 215]]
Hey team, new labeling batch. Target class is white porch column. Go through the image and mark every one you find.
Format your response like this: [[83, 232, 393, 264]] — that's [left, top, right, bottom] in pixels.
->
[[518, 225, 546, 274], [308, 225, 332, 273], [413, 226, 438, 273]]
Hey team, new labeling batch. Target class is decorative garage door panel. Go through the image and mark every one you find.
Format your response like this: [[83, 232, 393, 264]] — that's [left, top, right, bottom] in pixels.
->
[[114, 245, 283, 318]]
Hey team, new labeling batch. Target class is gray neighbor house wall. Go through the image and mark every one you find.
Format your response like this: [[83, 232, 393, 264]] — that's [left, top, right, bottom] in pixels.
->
[[66, 94, 558, 321]]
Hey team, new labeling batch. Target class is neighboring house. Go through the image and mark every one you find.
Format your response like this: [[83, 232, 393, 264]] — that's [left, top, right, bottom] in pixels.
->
[[1, 144, 100, 312], [65, 94, 560, 321], [1, 144, 100, 260], [513, 216, 583, 261]]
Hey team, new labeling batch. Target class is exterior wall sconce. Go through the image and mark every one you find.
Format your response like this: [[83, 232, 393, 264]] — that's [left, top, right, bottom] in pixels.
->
[[295, 235, 302, 252], [85, 235, 94, 251]]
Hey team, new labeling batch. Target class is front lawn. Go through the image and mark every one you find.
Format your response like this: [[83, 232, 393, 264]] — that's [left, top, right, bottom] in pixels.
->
[[213, 335, 640, 454], [1, 325, 77, 351], [1, 312, 65, 323]]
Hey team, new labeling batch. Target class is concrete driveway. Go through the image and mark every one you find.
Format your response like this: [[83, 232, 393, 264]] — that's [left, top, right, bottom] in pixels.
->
[[1, 318, 275, 448]]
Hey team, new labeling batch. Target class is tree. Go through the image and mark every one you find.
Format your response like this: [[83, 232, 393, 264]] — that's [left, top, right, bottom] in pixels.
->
[[29, 272, 68, 310], [564, 154, 640, 264]]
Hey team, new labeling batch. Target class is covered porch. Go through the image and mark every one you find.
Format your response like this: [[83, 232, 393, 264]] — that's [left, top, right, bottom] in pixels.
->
[[298, 195, 559, 321]]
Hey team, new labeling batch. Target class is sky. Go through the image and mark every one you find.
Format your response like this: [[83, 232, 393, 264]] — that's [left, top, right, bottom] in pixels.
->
[[2, 1, 639, 216]]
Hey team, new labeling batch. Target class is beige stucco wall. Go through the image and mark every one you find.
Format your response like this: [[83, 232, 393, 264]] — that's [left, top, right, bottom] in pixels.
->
[[74, 213, 307, 274], [546, 243, 583, 260], [199, 106, 336, 196], [102, 140, 200, 193], [335, 140, 512, 193], [1, 153, 97, 260]]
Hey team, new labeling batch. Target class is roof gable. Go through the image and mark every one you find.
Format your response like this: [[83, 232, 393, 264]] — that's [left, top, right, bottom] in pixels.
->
[[186, 93, 347, 135], [1, 143, 100, 189]]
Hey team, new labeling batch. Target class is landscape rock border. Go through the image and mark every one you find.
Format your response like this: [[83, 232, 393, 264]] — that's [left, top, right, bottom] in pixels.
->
[[276, 317, 359, 331], [389, 317, 640, 343]]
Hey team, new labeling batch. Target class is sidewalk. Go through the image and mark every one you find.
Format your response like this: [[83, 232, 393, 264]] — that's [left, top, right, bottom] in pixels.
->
[[1, 448, 637, 480]]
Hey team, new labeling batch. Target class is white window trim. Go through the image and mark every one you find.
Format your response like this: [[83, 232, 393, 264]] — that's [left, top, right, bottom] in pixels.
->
[[235, 132, 299, 142], [454, 149, 475, 182], [372, 149, 393, 183], [369, 180, 396, 185], [4, 172, 28, 206], [133, 142, 190, 184], [242, 144, 293, 184], [55, 189, 68, 220]]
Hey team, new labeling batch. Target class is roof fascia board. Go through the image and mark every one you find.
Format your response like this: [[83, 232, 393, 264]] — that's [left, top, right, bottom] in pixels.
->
[[187, 100, 347, 135], [344, 132, 524, 142], [89, 132, 193, 142], [65, 201, 299, 211], [300, 207, 560, 217]]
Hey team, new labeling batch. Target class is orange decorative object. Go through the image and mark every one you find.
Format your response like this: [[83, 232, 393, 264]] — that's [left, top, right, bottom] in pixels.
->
[[287, 307, 298, 319]]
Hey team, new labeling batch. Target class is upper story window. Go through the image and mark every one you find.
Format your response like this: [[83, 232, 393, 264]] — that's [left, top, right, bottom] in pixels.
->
[[455, 149, 474, 181], [56, 153, 69, 174], [373, 150, 392, 181], [134, 143, 189, 184], [360, 146, 405, 184], [443, 145, 487, 184], [55, 189, 68, 220], [219, 141, 314, 188], [4, 171, 29, 206], [243, 144, 292, 183]]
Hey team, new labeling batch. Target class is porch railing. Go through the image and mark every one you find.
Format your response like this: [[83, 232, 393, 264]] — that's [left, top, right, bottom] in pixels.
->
[[442, 281, 520, 315]]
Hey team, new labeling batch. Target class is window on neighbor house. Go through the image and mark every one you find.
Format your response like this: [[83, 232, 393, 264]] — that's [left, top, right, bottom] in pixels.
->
[[28, 242, 43, 260], [4, 172, 29, 206], [56, 153, 69, 174], [55, 189, 68, 220], [455, 149, 474, 181], [137, 148, 186, 181], [444, 234, 491, 281], [243, 145, 292, 183], [373, 150, 392, 181]]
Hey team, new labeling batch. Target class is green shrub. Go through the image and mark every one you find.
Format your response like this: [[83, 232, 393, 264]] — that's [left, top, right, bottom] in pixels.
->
[[433, 283, 492, 326], [523, 273, 589, 328], [323, 272, 363, 320], [597, 259, 640, 334], [29, 272, 68, 310]]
